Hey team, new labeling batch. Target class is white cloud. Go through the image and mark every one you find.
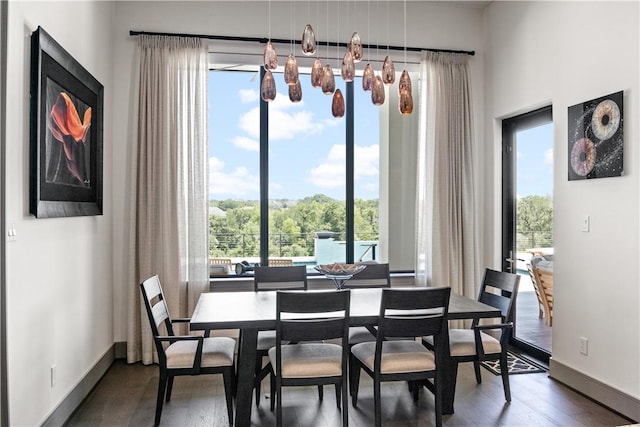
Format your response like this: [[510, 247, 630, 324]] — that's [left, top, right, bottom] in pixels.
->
[[208, 157, 259, 198], [307, 144, 379, 189], [237, 93, 325, 141], [239, 89, 259, 103], [232, 136, 259, 152], [544, 148, 553, 165]]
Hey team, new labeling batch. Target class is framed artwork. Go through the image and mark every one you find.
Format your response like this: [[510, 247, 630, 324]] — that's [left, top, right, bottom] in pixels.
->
[[568, 91, 623, 181], [30, 26, 103, 218]]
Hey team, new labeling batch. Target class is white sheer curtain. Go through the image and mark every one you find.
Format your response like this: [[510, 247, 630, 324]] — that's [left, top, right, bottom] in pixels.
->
[[415, 51, 480, 301], [126, 35, 209, 364]]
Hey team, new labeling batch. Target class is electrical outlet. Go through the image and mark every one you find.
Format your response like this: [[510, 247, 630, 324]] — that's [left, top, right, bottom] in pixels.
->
[[51, 364, 56, 387], [581, 215, 590, 232], [580, 337, 589, 355]]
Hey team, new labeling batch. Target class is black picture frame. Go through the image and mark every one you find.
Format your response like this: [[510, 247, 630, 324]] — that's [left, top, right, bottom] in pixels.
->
[[567, 91, 623, 181], [30, 26, 103, 218]]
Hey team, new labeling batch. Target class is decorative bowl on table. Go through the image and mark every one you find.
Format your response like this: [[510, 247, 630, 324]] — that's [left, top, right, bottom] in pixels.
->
[[314, 263, 367, 289]]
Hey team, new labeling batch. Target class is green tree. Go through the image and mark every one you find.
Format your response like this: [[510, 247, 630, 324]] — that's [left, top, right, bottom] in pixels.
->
[[516, 195, 553, 250]]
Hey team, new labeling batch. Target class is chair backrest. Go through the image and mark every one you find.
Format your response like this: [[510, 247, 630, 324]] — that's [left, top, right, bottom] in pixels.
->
[[341, 262, 391, 289], [533, 267, 554, 314], [477, 269, 521, 323], [376, 287, 451, 342], [276, 290, 351, 344], [140, 275, 175, 338], [254, 265, 308, 291]]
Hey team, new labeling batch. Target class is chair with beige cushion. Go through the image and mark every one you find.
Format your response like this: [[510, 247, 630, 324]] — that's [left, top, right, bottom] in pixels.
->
[[341, 262, 391, 346], [253, 265, 308, 407], [269, 290, 351, 427], [423, 268, 520, 402], [350, 287, 451, 427], [140, 275, 236, 426]]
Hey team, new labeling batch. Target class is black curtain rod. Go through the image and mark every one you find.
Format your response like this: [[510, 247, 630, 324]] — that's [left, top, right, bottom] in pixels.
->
[[129, 30, 475, 56]]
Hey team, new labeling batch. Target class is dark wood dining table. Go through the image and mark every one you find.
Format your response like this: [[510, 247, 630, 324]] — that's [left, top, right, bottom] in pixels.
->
[[190, 287, 500, 427]]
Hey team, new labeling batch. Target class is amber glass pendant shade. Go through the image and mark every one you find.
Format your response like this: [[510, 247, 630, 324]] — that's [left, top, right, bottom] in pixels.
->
[[289, 79, 302, 103], [362, 64, 374, 91], [311, 58, 323, 88], [261, 69, 276, 102], [332, 89, 345, 118], [321, 64, 335, 94], [372, 75, 385, 106], [284, 54, 299, 85], [264, 41, 278, 70], [349, 32, 363, 63], [301, 24, 317, 56], [399, 88, 413, 115], [382, 56, 395, 85], [341, 51, 355, 82], [399, 70, 412, 92]]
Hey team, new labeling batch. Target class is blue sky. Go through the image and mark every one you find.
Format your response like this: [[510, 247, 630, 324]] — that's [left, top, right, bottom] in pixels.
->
[[208, 69, 380, 201], [209, 69, 554, 201], [516, 123, 554, 198]]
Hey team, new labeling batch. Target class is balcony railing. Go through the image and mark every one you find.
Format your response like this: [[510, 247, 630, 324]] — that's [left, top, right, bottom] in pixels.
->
[[516, 229, 553, 251]]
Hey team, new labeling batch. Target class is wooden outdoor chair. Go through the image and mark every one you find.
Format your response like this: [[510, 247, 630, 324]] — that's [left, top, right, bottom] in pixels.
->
[[532, 266, 554, 326]]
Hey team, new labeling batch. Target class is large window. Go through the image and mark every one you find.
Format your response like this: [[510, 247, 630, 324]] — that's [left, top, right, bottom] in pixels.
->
[[208, 67, 380, 273]]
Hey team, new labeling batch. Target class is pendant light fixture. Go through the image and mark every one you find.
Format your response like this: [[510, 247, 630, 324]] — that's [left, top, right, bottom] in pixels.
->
[[382, 0, 395, 85], [261, 69, 277, 102], [284, 3, 299, 86], [362, 1, 374, 91], [311, 58, 323, 88], [398, 0, 413, 114], [261, 0, 277, 102], [332, 0, 345, 117], [301, 24, 317, 56], [332, 89, 345, 117], [289, 79, 302, 103], [349, 32, 363, 63], [372, 75, 385, 106], [321, 1, 335, 95]]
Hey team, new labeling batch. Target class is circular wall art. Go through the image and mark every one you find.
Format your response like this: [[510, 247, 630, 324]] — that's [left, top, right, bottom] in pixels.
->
[[567, 91, 623, 181]]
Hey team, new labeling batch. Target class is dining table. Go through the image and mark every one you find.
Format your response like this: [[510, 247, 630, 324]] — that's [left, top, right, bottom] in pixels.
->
[[190, 287, 501, 427]]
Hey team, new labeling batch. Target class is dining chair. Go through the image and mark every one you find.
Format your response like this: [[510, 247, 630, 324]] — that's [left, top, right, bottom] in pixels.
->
[[341, 262, 391, 346], [140, 275, 236, 426], [253, 265, 308, 407], [350, 287, 451, 427], [423, 268, 520, 402], [269, 290, 351, 427]]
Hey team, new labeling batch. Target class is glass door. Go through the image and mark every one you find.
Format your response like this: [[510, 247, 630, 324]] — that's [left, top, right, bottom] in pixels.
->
[[502, 106, 553, 360]]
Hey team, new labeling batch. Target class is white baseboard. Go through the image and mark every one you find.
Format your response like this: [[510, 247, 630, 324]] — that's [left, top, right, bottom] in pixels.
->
[[549, 357, 639, 422], [41, 345, 115, 427]]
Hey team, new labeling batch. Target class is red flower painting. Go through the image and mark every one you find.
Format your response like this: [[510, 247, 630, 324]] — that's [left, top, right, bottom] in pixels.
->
[[47, 92, 92, 186]]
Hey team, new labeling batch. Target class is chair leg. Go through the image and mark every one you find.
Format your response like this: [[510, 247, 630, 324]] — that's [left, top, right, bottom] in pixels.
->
[[350, 358, 361, 406], [473, 360, 482, 384], [165, 376, 174, 402], [341, 378, 349, 427], [254, 355, 264, 407], [318, 385, 323, 401], [270, 370, 276, 412], [276, 377, 283, 427], [335, 384, 341, 409], [154, 373, 167, 427], [434, 375, 442, 427], [499, 354, 511, 402], [412, 380, 420, 402], [373, 378, 382, 427], [223, 368, 234, 426]]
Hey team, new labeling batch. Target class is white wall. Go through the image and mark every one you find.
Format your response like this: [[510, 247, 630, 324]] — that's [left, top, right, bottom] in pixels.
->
[[111, 1, 486, 341], [484, 0, 639, 403], [5, 1, 114, 425]]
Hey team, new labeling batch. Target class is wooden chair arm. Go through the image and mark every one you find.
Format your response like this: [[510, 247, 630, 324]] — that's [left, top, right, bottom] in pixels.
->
[[472, 322, 513, 357], [155, 335, 204, 374]]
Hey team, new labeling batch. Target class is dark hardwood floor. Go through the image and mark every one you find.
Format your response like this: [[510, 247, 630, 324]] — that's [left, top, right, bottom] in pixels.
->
[[66, 359, 632, 427]]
